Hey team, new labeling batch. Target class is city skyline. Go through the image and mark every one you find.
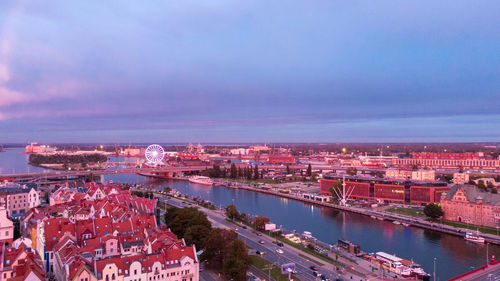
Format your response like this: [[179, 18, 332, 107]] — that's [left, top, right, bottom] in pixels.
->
[[1, 1, 500, 142]]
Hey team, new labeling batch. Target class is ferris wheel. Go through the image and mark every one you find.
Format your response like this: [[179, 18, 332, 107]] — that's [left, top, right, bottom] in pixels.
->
[[145, 144, 165, 164]]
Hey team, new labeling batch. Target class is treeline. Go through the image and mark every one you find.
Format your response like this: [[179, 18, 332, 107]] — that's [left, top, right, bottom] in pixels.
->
[[131, 191, 155, 198], [165, 207, 249, 281], [202, 163, 263, 180], [29, 153, 108, 165]]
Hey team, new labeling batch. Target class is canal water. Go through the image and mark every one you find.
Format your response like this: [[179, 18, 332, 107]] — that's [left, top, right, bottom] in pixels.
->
[[1, 147, 498, 280]]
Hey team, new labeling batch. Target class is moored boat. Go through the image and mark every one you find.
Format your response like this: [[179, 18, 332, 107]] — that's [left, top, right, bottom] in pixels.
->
[[402, 223, 411, 227], [376, 252, 430, 280], [465, 231, 485, 243], [393, 220, 401, 225], [189, 175, 214, 186]]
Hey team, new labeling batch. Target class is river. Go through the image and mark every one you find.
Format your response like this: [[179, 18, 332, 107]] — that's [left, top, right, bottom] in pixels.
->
[[1, 147, 498, 280]]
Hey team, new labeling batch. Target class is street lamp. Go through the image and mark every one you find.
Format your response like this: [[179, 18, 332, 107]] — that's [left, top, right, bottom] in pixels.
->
[[433, 258, 437, 281]]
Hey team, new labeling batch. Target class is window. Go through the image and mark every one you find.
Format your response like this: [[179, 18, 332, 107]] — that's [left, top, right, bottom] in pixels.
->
[[112, 274, 115, 280], [106, 275, 109, 281]]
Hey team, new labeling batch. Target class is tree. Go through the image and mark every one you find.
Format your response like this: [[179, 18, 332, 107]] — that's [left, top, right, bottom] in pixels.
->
[[307, 164, 312, 177], [246, 166, 252, 180], [253, 165, 259, 180], [202, 228, 238, 269], [346, 167, 357, 176], [286, 165, 291, 174], [487, 182, 495, 189], [254, 216, 270, 231], [423, 203, 444, 219], [230, 163, 237, 179], [184, 225, 211, 249], [13, 220, 20, 240], [44, 191, 50, 204], [164, 187, 171, 194], [329, 180, 343, 199], [478, 180, 486, 190], [223, 239, 250, 281], [237, 167, 243, 179], [225, 204, 240, 220], [166, 207, 212, 238]]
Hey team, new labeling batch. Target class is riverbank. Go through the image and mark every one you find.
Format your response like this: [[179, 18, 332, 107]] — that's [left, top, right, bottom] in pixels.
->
[[214, 179, 500, 245]]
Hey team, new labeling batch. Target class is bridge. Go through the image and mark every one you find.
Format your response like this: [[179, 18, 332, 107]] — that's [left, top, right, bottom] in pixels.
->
[[0, 166, 211, 183]]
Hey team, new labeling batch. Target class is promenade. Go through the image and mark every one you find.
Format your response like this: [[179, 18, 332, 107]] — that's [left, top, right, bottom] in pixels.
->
[[214, 179, 500, 245]]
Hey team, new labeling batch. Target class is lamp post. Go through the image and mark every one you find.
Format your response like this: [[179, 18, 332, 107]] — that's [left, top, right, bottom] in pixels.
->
[[433, 258, 437, 281]]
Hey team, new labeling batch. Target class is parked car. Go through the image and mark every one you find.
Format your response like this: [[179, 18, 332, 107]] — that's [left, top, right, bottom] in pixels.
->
[[310, 265, 319, 271], [259, 240, 265, 244], [256, 251, 265, 256], [277, 242, 284, 247]]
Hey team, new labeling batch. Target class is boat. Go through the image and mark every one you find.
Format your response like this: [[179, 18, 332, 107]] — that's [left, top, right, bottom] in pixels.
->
[[303, 231, 313, 239], [377, 217, 384, 221], [376, 252, 430, 280], [370, 215, 376, 219], [402, 223, 411, 227], [188, 175, 214, 186], [392, 220, 401, 225], [465, 231, 485, 243]]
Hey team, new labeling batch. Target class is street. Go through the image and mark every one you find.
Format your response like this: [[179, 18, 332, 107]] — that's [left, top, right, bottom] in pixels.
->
[[161, 195, 373, 281]]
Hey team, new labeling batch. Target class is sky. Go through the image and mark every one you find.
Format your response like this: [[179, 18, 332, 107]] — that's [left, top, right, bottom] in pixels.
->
[[0, 1, 499, 143]]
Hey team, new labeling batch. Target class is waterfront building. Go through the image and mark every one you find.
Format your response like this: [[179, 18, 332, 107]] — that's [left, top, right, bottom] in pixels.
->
[[453, 173, 470, 184], [385, 169, 435, 181], [25, 142, 54, 154], [320, 176, 450, 205], [392, 152, 500, 170], [441, 184, 500, 228]]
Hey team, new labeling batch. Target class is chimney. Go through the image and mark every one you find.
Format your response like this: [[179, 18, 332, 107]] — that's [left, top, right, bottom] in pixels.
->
[[65, 263, 70, 276]]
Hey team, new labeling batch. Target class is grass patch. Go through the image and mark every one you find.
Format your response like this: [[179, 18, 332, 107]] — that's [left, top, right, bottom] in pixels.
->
[[249, 255, 300, 281], [440, 220, 500, 236], [298, 253, 324, 266], [386, 207, 424, 218], [274, 236, 345, 267]]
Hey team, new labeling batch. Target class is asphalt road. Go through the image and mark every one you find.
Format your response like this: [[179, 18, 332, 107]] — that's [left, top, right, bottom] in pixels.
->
[[161, 196, 364, 281]]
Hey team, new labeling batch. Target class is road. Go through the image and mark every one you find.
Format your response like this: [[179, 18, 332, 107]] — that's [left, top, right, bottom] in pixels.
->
[[162, 195, 374, 281]]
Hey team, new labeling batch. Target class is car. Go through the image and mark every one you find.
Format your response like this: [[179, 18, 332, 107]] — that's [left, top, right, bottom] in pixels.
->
[[259, 240, 265, 244], [234, 228, 238, 231], [256, 251, 265, 255], [321, 274, 330, 281], [276, 248, 284, 254], [277, 242, 284, 247], [312, 271, 320, 277], [310, 265, 319, 271], [256, 233, 262, 236], [242, 226, 247, 229]]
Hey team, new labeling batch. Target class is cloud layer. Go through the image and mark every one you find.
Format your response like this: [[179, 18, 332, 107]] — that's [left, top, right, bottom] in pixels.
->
[[1, 1, 499, 142]]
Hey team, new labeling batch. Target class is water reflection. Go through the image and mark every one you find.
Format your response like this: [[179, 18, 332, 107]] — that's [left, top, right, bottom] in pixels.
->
[[1, 148, 500, 280]]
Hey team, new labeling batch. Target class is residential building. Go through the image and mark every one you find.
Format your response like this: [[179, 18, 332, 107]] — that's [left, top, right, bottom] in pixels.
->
[[0, 207, 13, 246], [0, 184, 41, 217], [453, 173, 470, 185], [441, 184, 500, 228]]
